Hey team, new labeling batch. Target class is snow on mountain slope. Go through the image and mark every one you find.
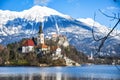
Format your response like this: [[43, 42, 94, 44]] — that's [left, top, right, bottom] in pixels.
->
[[0, 6, 120, 56], [0, 6, 72, 36], [78, 18, 120, 39], [77, 18, 109, 33], [0, 6, 70, 21], [0, 6, 71, 44]]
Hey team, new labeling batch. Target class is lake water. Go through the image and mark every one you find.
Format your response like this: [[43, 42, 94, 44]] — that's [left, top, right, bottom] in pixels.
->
[[0, 65, 120, 80]]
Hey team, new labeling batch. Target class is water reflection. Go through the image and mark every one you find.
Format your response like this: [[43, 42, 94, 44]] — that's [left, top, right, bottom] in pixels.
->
[[0, 73, 120, 80], [0, 65, 120, 80]]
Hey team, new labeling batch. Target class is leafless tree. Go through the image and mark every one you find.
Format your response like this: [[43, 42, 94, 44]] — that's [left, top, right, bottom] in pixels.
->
[[92, 3, 120, 70], [92, 0, 120, 56], [92, 10, 120, 55]]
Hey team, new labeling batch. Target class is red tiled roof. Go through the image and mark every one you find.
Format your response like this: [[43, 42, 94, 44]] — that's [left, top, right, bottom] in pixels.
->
[[36, 44, 48, 49], [23, 39, 35, 46], [41, 44, 48, 48]]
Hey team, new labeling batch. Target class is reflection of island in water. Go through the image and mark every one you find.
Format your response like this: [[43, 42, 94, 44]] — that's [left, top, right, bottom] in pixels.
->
[[0, 73, 115, 80], [0, 65, 120, 80]]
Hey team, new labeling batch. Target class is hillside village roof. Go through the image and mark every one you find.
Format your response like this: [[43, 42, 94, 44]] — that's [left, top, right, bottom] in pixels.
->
[[50, 46, 58, 51], [36, 44, 48, 49], [41, 44, 48, 48], [22, 39, 35, 46]]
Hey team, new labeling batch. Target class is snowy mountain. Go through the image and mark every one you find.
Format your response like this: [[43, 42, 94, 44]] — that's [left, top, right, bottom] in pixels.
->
[[0, 6, 120, 56]]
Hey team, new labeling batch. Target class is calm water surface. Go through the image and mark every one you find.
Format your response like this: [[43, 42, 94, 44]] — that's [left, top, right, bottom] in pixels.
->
[[0, 65, 120, 80]]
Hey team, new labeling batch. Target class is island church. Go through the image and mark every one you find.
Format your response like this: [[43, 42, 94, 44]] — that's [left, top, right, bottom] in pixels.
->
[[22, 25, 48, 53]]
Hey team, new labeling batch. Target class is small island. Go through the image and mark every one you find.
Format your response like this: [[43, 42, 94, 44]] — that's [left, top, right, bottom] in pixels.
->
[[0, 24, 120, 67], [0, 24, 88, 67]]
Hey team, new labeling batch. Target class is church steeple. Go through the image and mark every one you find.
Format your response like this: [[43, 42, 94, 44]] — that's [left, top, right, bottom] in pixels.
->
[[37, 24, 44, 45], [38, 24, 43, 34]]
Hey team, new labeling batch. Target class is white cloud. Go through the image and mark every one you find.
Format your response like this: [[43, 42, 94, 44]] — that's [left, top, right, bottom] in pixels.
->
[[34, 0, 50, 5], [106, 6, 119, 10], [100, 6, 120, 14], [106, 6, 120, 10]]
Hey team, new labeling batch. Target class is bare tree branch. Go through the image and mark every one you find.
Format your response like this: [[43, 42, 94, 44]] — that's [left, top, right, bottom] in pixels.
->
[[99, 9, 119, 19], [92, 12, 105, 41], [92, 10, 120, 55], [94, 19, 120, 55]]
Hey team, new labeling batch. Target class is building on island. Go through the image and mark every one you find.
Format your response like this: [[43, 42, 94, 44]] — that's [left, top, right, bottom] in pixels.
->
[[22, 39, 35, 53], [22, 24, 49, 54], [88, 52, 94, 60], [36, 25, 49, 54], [21, 24, 64, 59], [56, 47, 61, 55], [57, 35, 69, 47], [37, 25, 44, 45]]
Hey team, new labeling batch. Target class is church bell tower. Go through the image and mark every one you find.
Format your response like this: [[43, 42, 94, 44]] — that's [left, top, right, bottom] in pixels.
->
[[37, 25, 44, 45]]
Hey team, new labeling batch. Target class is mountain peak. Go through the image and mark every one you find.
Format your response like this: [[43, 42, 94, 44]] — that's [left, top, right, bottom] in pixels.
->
[[0, 5, 120, 56], [24, 5, 70, 19]]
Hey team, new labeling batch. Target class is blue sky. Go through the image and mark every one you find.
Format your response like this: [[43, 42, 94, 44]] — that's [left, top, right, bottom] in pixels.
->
[[0, 0, 120, 28]]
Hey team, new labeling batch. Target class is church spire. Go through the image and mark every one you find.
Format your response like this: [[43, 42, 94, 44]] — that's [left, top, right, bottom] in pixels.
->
[[37, 23, 44, 45], [38, 24, 43, 34]]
